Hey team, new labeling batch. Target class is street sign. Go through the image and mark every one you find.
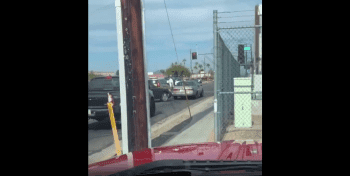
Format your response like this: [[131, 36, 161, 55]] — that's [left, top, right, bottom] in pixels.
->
[[244, 47, 250, 51]]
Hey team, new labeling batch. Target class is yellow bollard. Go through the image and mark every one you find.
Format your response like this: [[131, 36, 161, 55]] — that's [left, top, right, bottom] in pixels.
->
[[107, 102, 122, 156]]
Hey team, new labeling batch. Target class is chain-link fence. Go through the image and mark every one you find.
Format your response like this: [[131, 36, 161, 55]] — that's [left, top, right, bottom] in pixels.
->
[[214, 10, 262, 141]]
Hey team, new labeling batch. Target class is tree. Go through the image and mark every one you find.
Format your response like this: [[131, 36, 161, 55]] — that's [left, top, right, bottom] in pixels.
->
[[206, 64, 210, 68], [166, 64, 191, 77], [88, 72, 98, 81], [182, 59, 186, 67], [160, 69, 165, 74], [174, 62, 178, 65]]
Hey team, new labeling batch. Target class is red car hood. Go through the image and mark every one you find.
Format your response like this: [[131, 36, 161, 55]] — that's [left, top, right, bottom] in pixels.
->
[[88, 140, 262, 176]]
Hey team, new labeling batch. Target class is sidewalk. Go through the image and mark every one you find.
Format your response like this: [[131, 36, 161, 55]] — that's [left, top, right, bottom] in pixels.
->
[[162, 110, 215, 146]]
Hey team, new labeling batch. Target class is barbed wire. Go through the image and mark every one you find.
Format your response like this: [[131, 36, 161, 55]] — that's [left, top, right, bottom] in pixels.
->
[[218, 15, 254, 18], [217, 10, 254, 13], [218, 20, 254, 23]]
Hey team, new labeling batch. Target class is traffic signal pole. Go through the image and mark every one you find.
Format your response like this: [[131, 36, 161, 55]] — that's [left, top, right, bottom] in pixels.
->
[[190, 49, 192, 74]]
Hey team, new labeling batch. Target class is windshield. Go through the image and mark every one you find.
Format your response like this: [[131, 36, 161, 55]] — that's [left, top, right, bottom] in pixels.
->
[[89, 77, 120, 91], [88, 0, 262, 173], [176, 81, 195, 86]]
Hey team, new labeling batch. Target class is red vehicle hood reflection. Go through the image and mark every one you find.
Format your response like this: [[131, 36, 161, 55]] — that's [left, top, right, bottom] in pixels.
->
[[88, 140, 262, 176]]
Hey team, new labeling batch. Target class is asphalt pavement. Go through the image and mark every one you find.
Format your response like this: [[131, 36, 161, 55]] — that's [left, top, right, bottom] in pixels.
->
[[88, 81, 214, 158]]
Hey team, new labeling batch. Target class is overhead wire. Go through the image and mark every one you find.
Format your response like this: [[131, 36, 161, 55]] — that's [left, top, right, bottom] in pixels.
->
[[163, 0, 179, 63]]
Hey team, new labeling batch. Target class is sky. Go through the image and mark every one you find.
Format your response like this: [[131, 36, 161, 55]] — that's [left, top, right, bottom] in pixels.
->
[[88, 0, 262, 73]]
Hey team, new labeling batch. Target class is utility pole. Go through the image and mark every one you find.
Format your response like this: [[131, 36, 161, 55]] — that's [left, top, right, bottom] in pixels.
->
[[119, 0, 148, 153], [204, 57, 205, 73]]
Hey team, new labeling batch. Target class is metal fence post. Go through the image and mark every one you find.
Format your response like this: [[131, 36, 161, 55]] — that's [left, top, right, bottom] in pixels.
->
[[213, 10, 219, 142]]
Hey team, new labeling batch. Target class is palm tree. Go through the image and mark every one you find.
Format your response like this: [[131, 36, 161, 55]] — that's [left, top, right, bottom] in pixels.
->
[[199, 64, 203, 70], [175, 62, 178, 65], [182, 59, 186, 67], [206, 64, 210, 72]]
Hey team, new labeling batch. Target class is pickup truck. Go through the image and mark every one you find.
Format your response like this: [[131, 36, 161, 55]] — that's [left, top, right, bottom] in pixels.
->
[[88, 76, 156, 121]]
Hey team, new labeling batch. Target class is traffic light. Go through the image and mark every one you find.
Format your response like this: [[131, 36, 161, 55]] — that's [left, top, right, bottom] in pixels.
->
[[238, 45, 244, 64], [192, 52, 197, 60]]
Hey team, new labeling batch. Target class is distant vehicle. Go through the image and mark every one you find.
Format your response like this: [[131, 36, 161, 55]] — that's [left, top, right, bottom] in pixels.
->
[[148, 80, 172, 102], [88, 76, 156, 121], [158, 79, 171, 89], [172, 80, 204, 99]]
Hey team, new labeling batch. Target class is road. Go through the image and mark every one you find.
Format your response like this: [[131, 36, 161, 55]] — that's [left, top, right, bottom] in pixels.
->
[[88, 81, 214, 156]]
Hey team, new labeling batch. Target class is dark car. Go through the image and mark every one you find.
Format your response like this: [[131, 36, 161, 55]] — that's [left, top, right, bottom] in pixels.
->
[[88, 76, 156, 121], [158, 79, 171, 89], [148, 80, 172, 102]]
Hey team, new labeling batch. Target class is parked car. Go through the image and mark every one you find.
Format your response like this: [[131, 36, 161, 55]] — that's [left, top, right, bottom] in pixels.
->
[[158, 78, 171, 90], [172, 80, 204, 99], [149, 78, 158, 87], [88, 76, 156, 121], [148, 80, 172, 102]]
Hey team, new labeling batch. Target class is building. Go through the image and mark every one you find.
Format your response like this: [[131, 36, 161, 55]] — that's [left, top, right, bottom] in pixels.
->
[[89, 71, 115, 76], [190, 71, 211, 79]]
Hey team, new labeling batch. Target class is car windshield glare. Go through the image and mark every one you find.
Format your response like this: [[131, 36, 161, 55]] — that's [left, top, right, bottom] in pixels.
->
[[89, 77, 120, 90], [176, 82, 194, 86]]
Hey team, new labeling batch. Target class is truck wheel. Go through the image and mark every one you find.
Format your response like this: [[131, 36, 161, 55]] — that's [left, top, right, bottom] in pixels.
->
[[174, 96, 178, 100]]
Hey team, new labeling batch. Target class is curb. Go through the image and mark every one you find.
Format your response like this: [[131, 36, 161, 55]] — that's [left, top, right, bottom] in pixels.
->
[[151, 96, 214, 140]]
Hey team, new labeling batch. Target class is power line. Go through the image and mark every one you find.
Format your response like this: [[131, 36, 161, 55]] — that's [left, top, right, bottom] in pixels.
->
[[163, 0, 179, 63]]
